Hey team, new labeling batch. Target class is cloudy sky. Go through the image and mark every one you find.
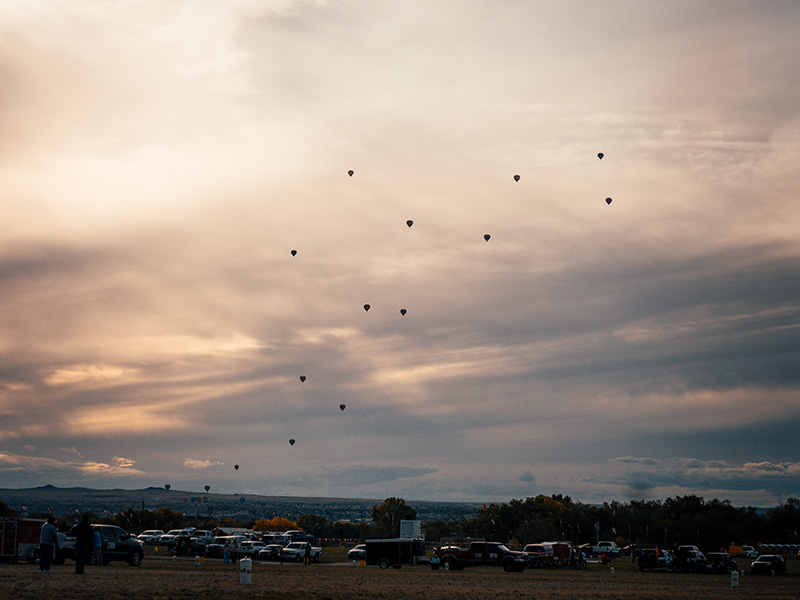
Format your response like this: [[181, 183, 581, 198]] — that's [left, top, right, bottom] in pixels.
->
[[1, 1, 799, 508]]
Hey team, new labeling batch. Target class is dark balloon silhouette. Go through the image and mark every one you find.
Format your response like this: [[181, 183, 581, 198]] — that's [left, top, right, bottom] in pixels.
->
[[299, 375, 306, 382], [406, 220, 413, 228], [484, 234, 491, 241], [164, 484, 171, 491], [400, 308, 407, 316], [363, 304, 370, 312], [605, 197, 612, 205], [234, 464, 239, 471], [239, 497, 246, 503], [513, 174, 520, 182], [347, 170, 354, 177], [204, 485, 210, 493], [289, 439, 295, 446], [339, 404, 346, 411], [597, 152, 604, 160], [291, 249, 297, 257]]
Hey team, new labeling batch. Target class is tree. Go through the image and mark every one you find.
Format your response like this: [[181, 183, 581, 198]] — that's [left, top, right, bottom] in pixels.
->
[[297, 514, 328, 538], [253, 516, 296, 531], [371, 498, 417, 538], [0, 500, 16, 517]]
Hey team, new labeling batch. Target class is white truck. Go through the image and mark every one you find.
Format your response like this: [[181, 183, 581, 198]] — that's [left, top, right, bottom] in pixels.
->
[[593, 541, 620, 557], [278, 541, 321, 562]]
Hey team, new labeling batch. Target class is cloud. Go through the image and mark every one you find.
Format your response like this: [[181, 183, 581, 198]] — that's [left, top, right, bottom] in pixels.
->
[[184, 458, 223, 470], [0, 450, 144, 478], [518, 471, 536, 483], [606, 456, 800, 500]]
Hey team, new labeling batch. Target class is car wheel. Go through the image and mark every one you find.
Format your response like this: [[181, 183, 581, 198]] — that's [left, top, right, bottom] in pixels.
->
[[379, 558, 390, 569], [129, 552, 143, 567], [503, 559, 515, 572]]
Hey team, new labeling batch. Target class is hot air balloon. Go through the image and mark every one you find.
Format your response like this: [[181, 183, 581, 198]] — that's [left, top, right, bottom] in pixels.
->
[[406, 220, 413, 228], [400, 308, 407, 316], [164, 484, 171, 491], [363, 304, 370, 312], [605, 197, 612, 205], [597, 152, 604, 160], [339, 404, 346, 411], [234, 464, 239, 471], [484, 234, 491, 241], [239, 497, 246, 503], [291, 249, 297, 257], [190, 497, 197, 503], [513, 174, 520, 182], [289, 439, 295, 446], [299, 375, 306, 382], [347, 170, 354, 177], [204, 485, 210, 493]]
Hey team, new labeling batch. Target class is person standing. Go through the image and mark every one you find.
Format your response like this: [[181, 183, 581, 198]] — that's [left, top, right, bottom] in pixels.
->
[[92, 528, 103, 566], [71, 515, 94, 574], [304, 542, 311, 566], [223, 540, 230, 565], [38, 516, 59, 573]]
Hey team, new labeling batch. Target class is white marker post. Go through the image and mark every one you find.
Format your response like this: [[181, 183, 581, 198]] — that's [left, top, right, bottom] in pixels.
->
[[240, 557, 252, 585]]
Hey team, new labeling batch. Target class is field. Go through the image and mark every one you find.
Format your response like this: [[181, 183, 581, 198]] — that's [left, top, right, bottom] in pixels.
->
[[2, 548, 798, 600]]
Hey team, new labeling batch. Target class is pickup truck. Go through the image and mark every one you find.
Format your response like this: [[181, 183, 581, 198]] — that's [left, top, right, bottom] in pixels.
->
[[593, 541, 620, 557], [278, 541, 321, 562], [432, 542, 529, 572]]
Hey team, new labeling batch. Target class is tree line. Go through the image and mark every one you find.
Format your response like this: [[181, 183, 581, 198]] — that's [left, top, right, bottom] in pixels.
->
[[3, 495, 798, 550]]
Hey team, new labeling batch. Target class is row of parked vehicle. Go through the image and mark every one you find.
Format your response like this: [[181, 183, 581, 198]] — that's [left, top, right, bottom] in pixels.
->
[[637, 545, 787, 575], [134, 527, 322, 561]]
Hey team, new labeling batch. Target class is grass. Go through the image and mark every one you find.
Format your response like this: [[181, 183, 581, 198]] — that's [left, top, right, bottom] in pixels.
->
[[2, 552, 797, 600]]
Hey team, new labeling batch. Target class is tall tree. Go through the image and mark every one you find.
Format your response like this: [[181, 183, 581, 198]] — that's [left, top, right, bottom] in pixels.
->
[[371, 498, 417, 538]]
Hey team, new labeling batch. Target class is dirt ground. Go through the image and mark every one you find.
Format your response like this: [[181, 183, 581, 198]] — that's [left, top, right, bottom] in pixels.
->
[[2, 556, 798, 600]]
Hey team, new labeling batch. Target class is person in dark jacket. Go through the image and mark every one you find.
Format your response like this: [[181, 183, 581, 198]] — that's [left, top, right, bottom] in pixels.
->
[[71, 515, 94, 574]]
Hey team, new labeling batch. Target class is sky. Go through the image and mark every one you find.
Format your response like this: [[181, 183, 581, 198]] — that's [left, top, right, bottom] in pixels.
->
[[1, 0, 799, 508]]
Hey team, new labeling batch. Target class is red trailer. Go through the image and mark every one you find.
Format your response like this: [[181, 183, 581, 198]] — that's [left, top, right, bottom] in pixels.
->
[[1, 518, 44, 563]]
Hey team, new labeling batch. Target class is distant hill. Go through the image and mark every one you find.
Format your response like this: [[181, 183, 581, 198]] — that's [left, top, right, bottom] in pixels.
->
[[0, 485, 481, 523]]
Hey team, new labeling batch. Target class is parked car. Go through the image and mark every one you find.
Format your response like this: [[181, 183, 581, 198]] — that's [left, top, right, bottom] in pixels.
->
[[638, 548, 672, 571], [256, 544, 284, 561], [740, 545, 758, 558], [347, 544, 366, 561], [137, 530, 164, 544], [158, 529, 183, 545], [705, 552, 737, 573], [750, 554, 785, 575], [235, 540, 267, 558], [62, 525, 144, 566], [170, 532, 204, 556], [523, 543, 555, 567]]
